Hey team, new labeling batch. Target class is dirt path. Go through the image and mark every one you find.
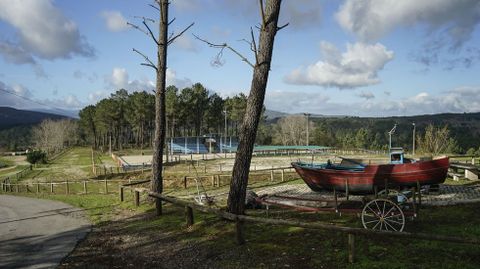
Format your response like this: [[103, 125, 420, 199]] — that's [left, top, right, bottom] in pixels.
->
[[0, 195, 91, 268]]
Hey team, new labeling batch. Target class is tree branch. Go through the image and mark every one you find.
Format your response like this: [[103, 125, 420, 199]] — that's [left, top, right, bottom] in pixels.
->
[[134, 16, 155, 23], [250, 27, 258, 65], [193, 34, 255, 68], [168, 17, 176, 26], [259, 0, 266, 29], [148, 3, 160, 12], [127, 22, 148, 36], [133, 48, 158, 72], [143, 20, 159, 45], [167, 22, 195, 46], [277, 22, 289, 31]]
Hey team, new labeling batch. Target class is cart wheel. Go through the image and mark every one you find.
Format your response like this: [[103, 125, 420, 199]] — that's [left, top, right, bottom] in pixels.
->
[[378, 189, 408, 203], [362, 198, 405, 232]]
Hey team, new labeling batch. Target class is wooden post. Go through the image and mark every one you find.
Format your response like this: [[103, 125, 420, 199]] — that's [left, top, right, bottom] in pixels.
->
[[348, 233, 355, 263], [50, 181, 54, 193], [135, 190, 140, 207], [104, 165, 106, 175], [65, 180, 69, 195], [84, 181, 88, 194], [216, 175, 220, 187], [281, 169, 285, 182], [235, 218, 245, 245], [345, 178, 349, 200], [219, 164, 222, 172], [120, 186, 124, 201], [184, 176, 187, 189], [36, 181, 39, 193], [416, 180, 422, 207], [211, 175, 215, 187], [270, 170, 274, 182], [185, 206, 194, 226], [104, 179, 108, 194], [204, 165, 207, 173]]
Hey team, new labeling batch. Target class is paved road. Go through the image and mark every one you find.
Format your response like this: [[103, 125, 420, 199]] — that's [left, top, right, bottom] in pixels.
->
[[0, 195, 90, 269]]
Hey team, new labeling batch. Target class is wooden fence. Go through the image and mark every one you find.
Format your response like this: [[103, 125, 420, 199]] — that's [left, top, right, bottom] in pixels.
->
[[0, 178, 147, 195], [148, 192, 480, 264]]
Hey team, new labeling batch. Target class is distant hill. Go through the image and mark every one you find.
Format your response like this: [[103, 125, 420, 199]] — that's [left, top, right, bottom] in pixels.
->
[[0, 107, 69, 130]]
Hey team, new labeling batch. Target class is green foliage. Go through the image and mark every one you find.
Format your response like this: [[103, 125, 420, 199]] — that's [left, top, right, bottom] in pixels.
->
[[26, 150, 47, 164]]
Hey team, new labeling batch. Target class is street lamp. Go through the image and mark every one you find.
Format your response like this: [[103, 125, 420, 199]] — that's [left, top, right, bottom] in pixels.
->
[[412, 122, 416, 156], [303, 113, 311, 146], [388, 124, 397, 151]]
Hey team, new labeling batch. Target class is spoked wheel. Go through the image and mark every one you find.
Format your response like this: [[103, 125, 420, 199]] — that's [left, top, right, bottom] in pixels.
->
[[361, 198, 405, 232]]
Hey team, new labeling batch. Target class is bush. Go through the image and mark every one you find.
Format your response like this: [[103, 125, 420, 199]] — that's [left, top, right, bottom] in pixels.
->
[[26, 150, 47, 164]]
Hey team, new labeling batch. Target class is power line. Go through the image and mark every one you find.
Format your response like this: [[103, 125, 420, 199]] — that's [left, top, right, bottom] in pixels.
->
[[0, 87, 68, 113]]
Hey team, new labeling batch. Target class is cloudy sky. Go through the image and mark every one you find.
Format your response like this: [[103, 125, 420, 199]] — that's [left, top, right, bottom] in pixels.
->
[[0, 0, 479, 117]]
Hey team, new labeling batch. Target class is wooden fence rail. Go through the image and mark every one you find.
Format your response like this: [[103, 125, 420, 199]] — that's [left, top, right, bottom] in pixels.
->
[[148, 192, 480, 263]]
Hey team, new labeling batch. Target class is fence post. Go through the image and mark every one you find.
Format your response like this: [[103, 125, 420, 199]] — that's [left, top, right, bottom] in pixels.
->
[[84, 181, 88, 194], [348, 233, 355, 263], [270, 170, 274, 182], [185, 206, 194, 226], [281, 169, 285, 182], [184, 176, 187, 189], [50, 180, 54, 193], [104, 179, 108, 194], [134, 190, 140, 207], [216, 175, 220, 187], [66, 180, 69, 195], [119, 186, 124, 201], [36, 181, 39, 193], [211, 175, 215, 187]]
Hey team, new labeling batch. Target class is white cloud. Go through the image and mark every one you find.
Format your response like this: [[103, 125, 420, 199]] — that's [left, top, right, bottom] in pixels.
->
[[100, 11, 129, 32], [0, 0, 94, 60], [336, 0, 480, 68], [285, 42, 394, 89], [336, 0, 480, 43], [110, 68, 129, 89], [265, 90, 331, 114], [357, 91, 375, 100], [264, 86, 480, 117], [88, 90, 109, 103], [166, 69, 193, 89], [107, 67, 155, 92]]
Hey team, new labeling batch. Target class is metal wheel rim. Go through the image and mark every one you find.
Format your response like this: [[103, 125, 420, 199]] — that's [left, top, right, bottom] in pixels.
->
[[362, 198, 405, 232]]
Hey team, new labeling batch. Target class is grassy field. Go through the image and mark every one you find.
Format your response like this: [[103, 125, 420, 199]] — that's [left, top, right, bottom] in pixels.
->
[[5, 147, 480, 268]]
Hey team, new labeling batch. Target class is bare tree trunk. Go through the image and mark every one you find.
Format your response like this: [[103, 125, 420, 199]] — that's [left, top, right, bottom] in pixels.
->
[[152, 0, 169, 216], [227, 0, 282, 215]]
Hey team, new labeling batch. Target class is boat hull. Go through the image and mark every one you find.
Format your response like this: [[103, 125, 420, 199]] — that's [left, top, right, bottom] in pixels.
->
[[292, 157, 449, 194]]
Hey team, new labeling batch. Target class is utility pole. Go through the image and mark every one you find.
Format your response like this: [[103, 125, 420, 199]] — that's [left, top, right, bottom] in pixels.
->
[[224, 109, 227, 152], [412, 122, 416, 156], [303, 113, 311, 146]]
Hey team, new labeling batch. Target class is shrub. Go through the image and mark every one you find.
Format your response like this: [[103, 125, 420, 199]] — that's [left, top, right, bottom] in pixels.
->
[[26, 150, 47, 164]]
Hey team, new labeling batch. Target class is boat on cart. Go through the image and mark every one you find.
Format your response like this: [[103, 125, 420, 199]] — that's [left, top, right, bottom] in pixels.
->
[[292, 148, 449, 194]]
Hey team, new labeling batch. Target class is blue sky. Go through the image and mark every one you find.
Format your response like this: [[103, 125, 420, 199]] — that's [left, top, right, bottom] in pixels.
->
[[0, 0, 479, 117]]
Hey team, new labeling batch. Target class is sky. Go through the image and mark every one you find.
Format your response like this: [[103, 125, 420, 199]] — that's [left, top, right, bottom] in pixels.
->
[[0, 0, 479, 117]]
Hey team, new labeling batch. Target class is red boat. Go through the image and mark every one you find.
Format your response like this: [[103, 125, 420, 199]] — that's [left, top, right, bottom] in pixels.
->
[[292, 149, 449, 194]]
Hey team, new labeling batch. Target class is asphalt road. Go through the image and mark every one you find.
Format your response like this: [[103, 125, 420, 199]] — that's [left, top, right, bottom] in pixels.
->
[[0, 195, 90, 269]]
